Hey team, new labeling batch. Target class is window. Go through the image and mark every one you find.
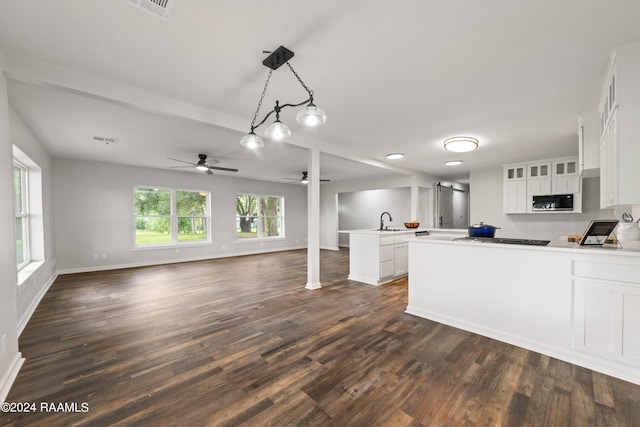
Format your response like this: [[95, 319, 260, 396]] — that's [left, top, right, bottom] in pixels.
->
[[14, 161, 29, 269], [236, 194, 283, 239], [134, 187, 210, 246]]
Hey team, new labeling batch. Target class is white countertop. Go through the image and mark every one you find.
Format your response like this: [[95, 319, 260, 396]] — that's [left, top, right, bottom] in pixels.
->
[[406, 235, 640, 257], [339, 228, 467, 236]]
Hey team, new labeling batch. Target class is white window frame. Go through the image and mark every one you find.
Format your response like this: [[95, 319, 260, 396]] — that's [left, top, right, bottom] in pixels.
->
[[14, 160, 30, 270], [133, 186, 211, 249], [236, 193, 285, 241]]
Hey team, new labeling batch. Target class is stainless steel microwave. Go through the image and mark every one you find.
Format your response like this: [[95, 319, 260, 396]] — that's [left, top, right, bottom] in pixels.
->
[[532, 194, 574, 211]]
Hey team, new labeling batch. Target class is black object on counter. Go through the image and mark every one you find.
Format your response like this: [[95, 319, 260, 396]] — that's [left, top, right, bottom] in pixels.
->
[[454, 236, 550, 246]]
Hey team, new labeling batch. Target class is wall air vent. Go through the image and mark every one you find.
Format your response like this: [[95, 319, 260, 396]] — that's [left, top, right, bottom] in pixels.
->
[[122, 0, 176, 22], [93, 136, 119, 145]]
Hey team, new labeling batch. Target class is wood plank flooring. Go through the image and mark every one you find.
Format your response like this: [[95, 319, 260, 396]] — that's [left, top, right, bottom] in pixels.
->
[[2, 248, 640, 426]]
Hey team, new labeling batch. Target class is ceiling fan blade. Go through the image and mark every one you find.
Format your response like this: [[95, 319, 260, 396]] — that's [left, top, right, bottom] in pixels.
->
[[320, 179, 331, 182], [169, 166, 194, 169], [205, 169, 213, 175], [167, 157, 196, 166], [283, 177, 301, 181], [209, 166, 238, 172]]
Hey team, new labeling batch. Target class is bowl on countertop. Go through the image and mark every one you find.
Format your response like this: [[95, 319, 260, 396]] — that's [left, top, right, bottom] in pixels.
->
[[404, 222, 420, 229]]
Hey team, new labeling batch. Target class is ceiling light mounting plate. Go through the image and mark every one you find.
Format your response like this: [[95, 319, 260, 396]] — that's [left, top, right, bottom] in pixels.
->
[[263, 46, 295, 70]]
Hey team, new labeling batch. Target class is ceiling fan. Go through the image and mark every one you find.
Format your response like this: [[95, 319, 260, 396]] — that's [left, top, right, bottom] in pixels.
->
[[283, 171, 330, 184], [168, 154, 238, 175]]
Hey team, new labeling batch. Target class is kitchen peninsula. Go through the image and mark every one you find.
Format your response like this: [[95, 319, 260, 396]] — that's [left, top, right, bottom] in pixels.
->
[[344, 228, 466, 285], [405, 237, 640, 385]]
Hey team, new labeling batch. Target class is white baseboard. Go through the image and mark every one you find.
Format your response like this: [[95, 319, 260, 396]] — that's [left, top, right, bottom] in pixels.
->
[[0, 353, 25, 403], [305, 281, 322, 290], [18, 272, 58, 336], [57, 245, 308, 275]]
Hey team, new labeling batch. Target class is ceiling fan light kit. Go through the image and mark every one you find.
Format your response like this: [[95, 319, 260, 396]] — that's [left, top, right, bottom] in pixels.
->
[[241, 46, 326, 148], [443, 136, 479, 153], [283, 171, 330, 184], [168, 154, 238, 175]]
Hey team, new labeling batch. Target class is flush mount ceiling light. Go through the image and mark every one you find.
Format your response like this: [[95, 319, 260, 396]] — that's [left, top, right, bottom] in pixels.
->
[[445, 160, 463, 166], [240, 46, 327, 149], [443, 136, 479, 153], [386, 153, 405, 160]]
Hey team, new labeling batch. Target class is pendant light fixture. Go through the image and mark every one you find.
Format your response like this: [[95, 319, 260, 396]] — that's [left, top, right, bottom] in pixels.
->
[[240, 46, 326, 149]]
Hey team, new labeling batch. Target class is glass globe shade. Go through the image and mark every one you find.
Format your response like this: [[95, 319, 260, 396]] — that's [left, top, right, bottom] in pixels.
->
[[240, 132, 264, 149], [296, 103, 327, 127], [265, 120, 291, 140]]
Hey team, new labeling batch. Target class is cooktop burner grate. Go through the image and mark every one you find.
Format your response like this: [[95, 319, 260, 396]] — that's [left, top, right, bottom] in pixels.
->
[[454, 237, 551, 246]]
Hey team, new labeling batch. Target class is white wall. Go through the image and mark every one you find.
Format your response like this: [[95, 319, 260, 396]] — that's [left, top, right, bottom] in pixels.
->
[[470, 167, 617, 241], [0, 53, 23, 402], [53, 159, 309, 272], [337, 188, 411, 246], [320, 172, 437, 250]]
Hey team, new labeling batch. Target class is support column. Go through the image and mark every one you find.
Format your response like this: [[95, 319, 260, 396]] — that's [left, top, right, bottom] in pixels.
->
[[306, 148, 322, 290], [410, 175, 419, 222]]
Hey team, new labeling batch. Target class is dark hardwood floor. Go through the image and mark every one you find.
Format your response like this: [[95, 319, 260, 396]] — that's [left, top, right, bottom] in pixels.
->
[[2, 248, 640, 426]]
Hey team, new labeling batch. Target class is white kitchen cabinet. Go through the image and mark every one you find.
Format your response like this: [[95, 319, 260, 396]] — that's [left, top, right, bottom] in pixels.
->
[[552, 158, 580, 194], [578, 114, 601, 176], [348, 231, 415, 285], [600, 111, 618, 208], [379, 237, 395, 279], [553, 158, 578, 177], [599, 42, 640, 208], [503, 164, 527, 213], [394, 242, 408, 276], [504, 156, 582, 214], [505, 164, 525, 181], [407, 238, 640, 384], [573, 261, 640, 368], [527, 161, 551, 196]]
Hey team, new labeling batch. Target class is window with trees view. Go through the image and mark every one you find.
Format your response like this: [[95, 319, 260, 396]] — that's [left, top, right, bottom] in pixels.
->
[[134, 187, 210, 246], [14, 161, 29, 269], [236, 194, 283, 239]]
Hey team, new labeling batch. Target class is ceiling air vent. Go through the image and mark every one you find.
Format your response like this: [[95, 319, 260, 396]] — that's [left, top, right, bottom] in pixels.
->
[[122, 0, 176, 22], [93, 136, 118, 145]]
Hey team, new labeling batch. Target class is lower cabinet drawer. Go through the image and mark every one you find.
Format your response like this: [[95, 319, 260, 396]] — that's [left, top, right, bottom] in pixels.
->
[[380, 260, 394, 278], [380, 244, 394, 262]]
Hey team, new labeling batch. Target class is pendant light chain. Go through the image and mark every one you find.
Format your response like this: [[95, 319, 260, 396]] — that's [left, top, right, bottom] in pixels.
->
[[286, 62, 313, 98], [250, 69, 273, 130]]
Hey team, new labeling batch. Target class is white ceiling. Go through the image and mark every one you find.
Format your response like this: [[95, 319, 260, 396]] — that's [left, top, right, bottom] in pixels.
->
[[2, 0, 640, 183]]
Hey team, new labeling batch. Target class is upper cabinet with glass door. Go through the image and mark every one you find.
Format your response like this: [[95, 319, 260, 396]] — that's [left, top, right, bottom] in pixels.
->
[[527, 161, 551, 196], [599, 41, 640, 208], [552, 157, 580, 195]]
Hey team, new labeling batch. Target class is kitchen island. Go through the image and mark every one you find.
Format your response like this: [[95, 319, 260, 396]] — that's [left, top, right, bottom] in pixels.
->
[[343, 228, 466, 285], [405, 236, 640, 385]]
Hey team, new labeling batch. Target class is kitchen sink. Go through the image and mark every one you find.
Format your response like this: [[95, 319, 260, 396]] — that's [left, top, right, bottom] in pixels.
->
[[371, 228, 402, 231]]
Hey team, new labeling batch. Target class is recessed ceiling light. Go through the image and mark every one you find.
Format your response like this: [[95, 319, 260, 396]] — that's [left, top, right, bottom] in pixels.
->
[[386, 153, 404, 160], [443, 136, 478, 153], [445, 160, 463, 166]]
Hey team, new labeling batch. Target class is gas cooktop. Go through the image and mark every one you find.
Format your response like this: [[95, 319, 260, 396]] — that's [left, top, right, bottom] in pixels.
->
[[454, 237, 551, 246]]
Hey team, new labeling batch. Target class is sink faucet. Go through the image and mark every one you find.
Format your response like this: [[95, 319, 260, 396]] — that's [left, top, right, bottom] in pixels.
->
[[380, 211, 393, 230]]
